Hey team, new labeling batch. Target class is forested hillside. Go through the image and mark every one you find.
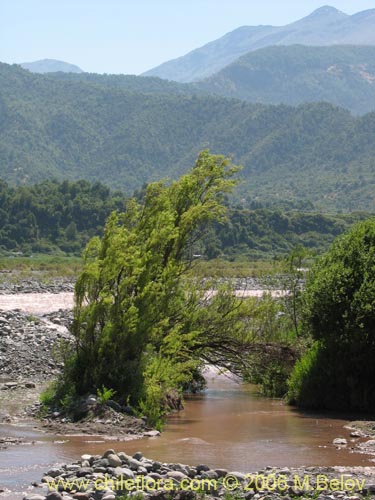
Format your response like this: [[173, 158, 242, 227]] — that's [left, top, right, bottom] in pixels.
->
[[2, 63, 375, 212], [48, 45, 375, 115], [197, 45, 375, 115], [208, 209, 367, 259]]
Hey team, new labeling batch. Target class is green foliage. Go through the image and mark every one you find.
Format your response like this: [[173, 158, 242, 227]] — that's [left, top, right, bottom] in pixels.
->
[[287, 341, 321, 406], [241, 294, 299, 397], [288, 218, 375, 410], [0, 178, 126, 254], [2, 63, 375, 211], [0, 175, 367, 258], [258, 361, 292, 398], [0, 254, 82, 280], [48, 70, 198, 96], [97, 386, 116, 404], [59, 392, 75, 412], [26, 314, 40, 324], [280, 245, 309, 337], [241, 246, 312, 397], [138, 355, 189, 430], [50, 44, 375, 118], [202, 208, 368, 260], [65, 152, 246, 423], [40, 382, 57, 409]]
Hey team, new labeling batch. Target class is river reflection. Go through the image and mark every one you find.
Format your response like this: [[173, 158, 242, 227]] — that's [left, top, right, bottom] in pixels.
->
[[0, 370, 373, 498]]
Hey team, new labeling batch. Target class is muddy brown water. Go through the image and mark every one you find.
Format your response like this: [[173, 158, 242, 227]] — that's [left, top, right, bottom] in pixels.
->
[[0, 292, 374, 499], [1, 373, 374, 499]]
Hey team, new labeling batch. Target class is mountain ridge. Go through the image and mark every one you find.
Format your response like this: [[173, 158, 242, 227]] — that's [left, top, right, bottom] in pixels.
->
[[46, 45, 375, 115], [143, 6, 375, 82], [195, 45, 375, 115], [1, 62, 375, 212]]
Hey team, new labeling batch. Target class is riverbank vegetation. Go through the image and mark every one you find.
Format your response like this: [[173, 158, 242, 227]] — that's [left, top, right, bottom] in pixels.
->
[[0, 178, 127, 255], [47, 153, 301, 427], [5, 150, 369, 422], [51, 152, 246, 427], [288, 218, 375, 411], [35, 154, 375, 423], [0, 254, 82, 281]]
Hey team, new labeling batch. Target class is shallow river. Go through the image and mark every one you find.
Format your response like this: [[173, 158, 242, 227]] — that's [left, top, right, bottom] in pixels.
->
[[1, 372, 373, 499], [0, 293, 373, 498]]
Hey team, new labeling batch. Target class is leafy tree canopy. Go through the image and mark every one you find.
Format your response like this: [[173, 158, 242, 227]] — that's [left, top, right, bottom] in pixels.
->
[[288, 218, 375, 410], [65, 152, 250, 426]]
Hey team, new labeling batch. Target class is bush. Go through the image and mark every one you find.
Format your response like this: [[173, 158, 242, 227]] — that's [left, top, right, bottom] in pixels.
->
[[40, 382, 57, 409], [288, 342, 323, 407], [288, 219, 375, 411], [97, 386, 117, 404]]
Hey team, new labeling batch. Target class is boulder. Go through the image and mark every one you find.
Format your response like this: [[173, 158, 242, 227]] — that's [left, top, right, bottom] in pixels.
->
[[106, 453, 122, 467], [46, 492, 64, 500]]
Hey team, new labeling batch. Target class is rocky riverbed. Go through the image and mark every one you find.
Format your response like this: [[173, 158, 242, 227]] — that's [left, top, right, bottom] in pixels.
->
[[21, 450, 375, 500], [0, 309, 72, 383], [0, 276, 286, 296], [0, 278, 75, 295], [0, 307, 152, 438]]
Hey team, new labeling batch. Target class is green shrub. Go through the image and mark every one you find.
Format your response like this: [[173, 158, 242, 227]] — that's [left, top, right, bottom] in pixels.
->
[[40, 382, 57, 409], [260, 361, 292, 398], [294, 218, 375, 411], [97, 386, 116, 404], [287, 341, 322, 406]]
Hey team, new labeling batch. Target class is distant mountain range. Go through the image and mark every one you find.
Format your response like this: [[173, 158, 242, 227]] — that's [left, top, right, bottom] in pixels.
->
[[47, 44, 375, 115], [196, 45, 375, 115], [1, 62, 375, 212], [21, 59, 83, 74], [143, 6, 375, 82]]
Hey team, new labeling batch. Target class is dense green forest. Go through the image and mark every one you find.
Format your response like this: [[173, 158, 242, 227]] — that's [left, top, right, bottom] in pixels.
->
[[0, 178, 368, 257], [288, 219, 375, 411], [2, 63, 375, 212], [208, 209, 367, 259], [198, 45, 375, 115], [0, 179, 126, 253]]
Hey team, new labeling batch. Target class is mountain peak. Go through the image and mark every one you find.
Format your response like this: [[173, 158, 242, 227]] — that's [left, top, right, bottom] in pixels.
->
[[302, 5, 347, 19], [143, 6, 373, 83], [313, 5, 344, 14], [20, 59, 84, 74]]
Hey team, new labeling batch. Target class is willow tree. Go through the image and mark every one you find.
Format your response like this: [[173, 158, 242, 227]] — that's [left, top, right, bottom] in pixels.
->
[[67, 151, 243, 424]]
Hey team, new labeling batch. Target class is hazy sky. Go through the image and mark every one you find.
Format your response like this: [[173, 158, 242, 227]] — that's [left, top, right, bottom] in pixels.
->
[[1, 0, 374, 75]]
